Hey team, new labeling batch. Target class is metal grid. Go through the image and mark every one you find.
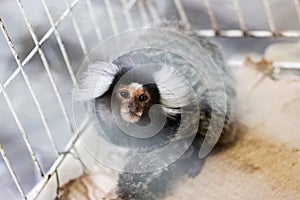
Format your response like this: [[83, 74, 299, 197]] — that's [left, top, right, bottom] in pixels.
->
[[0, 0, 299, 199]]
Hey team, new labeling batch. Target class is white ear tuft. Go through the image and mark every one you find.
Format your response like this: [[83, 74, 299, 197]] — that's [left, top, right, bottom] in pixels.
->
[[154, 65, 191, 116], [73, 62, 120, 101]]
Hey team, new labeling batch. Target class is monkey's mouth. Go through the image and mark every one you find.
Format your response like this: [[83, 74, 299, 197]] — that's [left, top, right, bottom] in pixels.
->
[[129, 111, 141, 118], [120, 111, 141, 123]]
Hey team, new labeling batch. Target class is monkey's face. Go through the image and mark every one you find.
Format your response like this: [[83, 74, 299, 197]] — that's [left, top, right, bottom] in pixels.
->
[[116, 83, 152, 123]]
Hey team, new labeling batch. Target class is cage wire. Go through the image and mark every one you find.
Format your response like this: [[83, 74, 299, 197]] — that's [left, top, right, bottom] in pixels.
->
[[0, 0, 299, 199]]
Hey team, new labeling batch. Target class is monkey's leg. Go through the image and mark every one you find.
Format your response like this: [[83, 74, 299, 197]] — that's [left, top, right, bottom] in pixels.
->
[[116, 144, 205, 200], [198, 108, 237, 146], [217, 117, 236, 145], [117, 165, 174, 200]]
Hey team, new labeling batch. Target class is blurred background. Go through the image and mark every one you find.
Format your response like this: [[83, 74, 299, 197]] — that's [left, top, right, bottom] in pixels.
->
[[0, 0, 299, 199]]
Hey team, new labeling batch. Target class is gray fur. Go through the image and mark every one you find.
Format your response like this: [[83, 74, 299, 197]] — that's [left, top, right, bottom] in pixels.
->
[[75, 24, 237, 200]]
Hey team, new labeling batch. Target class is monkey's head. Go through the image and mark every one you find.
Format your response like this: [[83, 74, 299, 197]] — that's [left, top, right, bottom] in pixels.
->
[[114, 82, 160, 124], [74, 62, 190, 128]]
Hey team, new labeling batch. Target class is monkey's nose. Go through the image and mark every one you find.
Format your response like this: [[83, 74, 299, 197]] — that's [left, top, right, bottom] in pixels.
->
[[128, 101, 138, 111]]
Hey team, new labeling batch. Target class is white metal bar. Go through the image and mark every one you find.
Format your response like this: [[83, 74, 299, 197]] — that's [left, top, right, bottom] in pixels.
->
[[203, 0, 219, 33], [280, 30, 300, 37], [1, 0, 79, 95], [15, 0, 75, 134], [86, 0, 103, 42], [234, 0, 247, 35], [145, 0, 160, 23], [124, 0, 137, 11], [262, 0, 277, 36], [121, 0, 134, 29], [23, 0, 80, 67], [41, 0, 78, 87], [1, 67, 21, 93], [173, 0, 190, 28], [138, 0, 150, 26], [0, 82, 44, 177], [104, 0, 119, 35], [196, 29, 300, 38], [273, 62, 300, 69], [2, 0, 299, 98], [295, 0, 300, 24], [0, 144, 27, 199], [0, 19, 59, 155], [1, 31, 299, 100], [65, 0, 90, 59], [27, 116, 90, 200], [227, 59, 300, 70]]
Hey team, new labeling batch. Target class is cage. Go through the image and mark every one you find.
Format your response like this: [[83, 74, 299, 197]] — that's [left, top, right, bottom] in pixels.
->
[[0, 0, 300, 199]]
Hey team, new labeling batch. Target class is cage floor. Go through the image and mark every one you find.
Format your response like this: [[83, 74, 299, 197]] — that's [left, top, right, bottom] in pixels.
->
[[44, 63, 300, 200]]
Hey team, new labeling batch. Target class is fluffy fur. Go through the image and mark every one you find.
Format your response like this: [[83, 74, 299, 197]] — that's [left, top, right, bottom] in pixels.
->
[[75, 26, 237, 200], [153, 65, 191, 116], [73, 62, 120, 101]]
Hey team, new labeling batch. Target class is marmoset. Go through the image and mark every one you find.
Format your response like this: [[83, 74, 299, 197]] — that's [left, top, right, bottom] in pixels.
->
[[75, 24, 236, 200]]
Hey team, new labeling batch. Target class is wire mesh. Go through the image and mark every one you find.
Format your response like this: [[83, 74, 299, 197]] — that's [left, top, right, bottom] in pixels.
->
[[0, 0, 299, 199]]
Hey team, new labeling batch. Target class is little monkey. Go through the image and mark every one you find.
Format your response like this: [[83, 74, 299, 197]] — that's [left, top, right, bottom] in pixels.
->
[[75, 25, 237, 200]]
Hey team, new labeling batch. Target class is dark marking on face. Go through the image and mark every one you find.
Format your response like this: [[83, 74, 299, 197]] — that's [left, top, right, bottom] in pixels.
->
[[114, 82, 161, 125], [116, 83, 153, 123]]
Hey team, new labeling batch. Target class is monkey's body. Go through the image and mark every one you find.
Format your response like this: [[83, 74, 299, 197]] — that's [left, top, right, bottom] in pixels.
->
[[75, 25, 236, 200]]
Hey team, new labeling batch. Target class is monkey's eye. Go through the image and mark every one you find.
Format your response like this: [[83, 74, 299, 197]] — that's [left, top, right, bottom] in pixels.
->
[[120, 91, 130, 99], [139, 94, 148, 102]]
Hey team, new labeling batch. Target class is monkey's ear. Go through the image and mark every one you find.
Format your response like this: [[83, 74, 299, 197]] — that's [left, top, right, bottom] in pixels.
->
[[153, 65, 191, 116], [73, 62, 120, 101]]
